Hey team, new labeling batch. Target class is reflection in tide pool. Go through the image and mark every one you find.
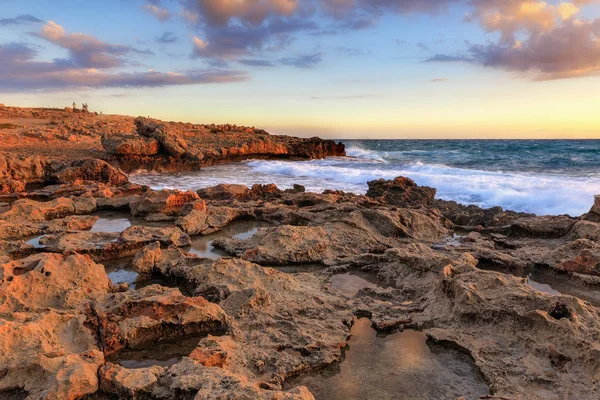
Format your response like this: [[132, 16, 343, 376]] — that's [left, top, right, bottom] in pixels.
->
[[26, 235, 45, 248], [187, 219, 272, 259], [289, 318, 489, 400], [91, 210, 172, 233], [102, 258, 139, 288], [91, 211, 132, 233]]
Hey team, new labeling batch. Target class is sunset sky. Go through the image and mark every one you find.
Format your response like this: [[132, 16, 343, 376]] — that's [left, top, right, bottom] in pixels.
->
[[1, 0, 599, 138]]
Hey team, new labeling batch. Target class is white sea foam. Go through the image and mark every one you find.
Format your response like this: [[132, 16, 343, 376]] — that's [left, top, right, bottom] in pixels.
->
[[131, 157, 600, 217], [346, 147, 386, 162]]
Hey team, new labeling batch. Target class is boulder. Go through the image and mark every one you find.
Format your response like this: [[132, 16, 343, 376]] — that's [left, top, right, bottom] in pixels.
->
[[52, 159, 129, 186], [366, 176, 436, 208], [502, 215, 576, 238], [130, 189, 200, 217], [134, 117, 188, 158], [176, 205, 243, 236], [88, 285, 232, 356], [584, 195, 600, 222], [197, 184, 253, 202]]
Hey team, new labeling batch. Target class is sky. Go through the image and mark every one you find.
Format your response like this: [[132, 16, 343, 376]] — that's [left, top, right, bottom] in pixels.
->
[[1, 0, 599, 139]]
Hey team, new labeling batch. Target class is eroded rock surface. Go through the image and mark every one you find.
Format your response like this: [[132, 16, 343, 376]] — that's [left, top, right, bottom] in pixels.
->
[[1, 169, 600, 399]]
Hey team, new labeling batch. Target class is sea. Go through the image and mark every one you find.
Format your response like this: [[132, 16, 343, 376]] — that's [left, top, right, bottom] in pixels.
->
[[130, 140, 600, 217]]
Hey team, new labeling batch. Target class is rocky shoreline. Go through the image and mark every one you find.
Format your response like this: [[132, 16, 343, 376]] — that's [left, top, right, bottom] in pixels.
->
[[1, 106, 600, 399], [0, 105, 345, 190]]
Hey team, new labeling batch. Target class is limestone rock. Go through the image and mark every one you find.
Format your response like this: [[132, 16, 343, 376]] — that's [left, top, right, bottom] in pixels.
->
[[52, 159, 129, 186], [0, 253, 111, 314], [130, 189, 200, 217], [366, 176, 436, 208], [89, 285, 232, 356], [102, 133, 160, 156]]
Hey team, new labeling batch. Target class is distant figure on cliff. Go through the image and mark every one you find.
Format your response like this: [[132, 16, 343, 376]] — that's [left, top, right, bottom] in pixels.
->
[[72, 102, 77, 112], [82, 103, 89, 113]]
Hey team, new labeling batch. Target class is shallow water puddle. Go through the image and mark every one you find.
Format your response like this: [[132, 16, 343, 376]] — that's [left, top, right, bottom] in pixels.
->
[[108, 335, 203, 369], [431, 232, 468, 250], [26, 235, 46, 248], [187, 219, 272, 259], [289, 318, 489, 400], [91, 210, 171, 233], [102, 257, 139, 287], [91, 211, 132, 233], [478, 264, 600, 307], [329, 271, 380, 297]]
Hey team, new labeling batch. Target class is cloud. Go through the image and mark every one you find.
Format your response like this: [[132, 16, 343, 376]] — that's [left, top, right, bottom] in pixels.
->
[[425, 54, 472, 62], [183, 0, 299, 27], [33, 21, 153, 69], [238, 59, 276, 67], [430, 78, 448, 82], [0, 39, 247, 91], [0, 14, 43, 26], [279, 52, 322, 68], [468, 18, 600, 80], [191, 17, 316, 60], [157, 31, 178, 44], [143, 3, 171, 21], [425, 1, 600, 80]]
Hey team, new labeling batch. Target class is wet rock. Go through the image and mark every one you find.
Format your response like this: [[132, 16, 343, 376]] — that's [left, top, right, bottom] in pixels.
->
[[583, 195, 600, 222], [51, 159, 129, 186], [366, 176, 436, 208]]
